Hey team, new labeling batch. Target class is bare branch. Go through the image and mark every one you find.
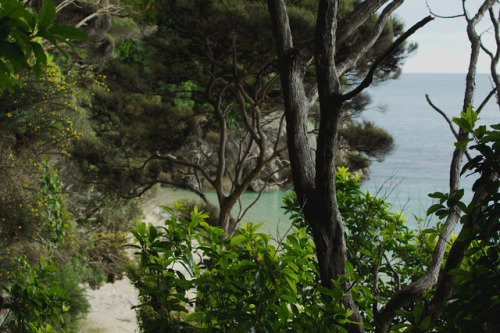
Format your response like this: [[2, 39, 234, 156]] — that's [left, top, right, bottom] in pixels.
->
[[56, 0, 75, 12], [155, 152, 216, 189], [482, 8, 500, 97], [426, 177, 494, 326], [426, 93, 473, 161], [425, 0, 464, 19], [477, 87, 497, 115], [376, 3, 498, 331], [425, 94, 460, 141], [383, 253, 401, 291], [306, 84, 319, 109], [343, 16, 434, 101]]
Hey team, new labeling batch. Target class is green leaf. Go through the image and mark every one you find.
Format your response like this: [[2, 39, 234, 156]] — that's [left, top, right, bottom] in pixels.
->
[[475, 125, 487, 139], [230, 234, 246, 246], [465, 106, 478, 126], [419, 315, 432, 330], [0, 41, 27, 69], [359, 248, 371, 257], [219, 256, 228, 270], [447, 189, 464, 208], [38, 30, 68, 57], [285, 275, 297, 294], [361, 286, 373, 299], [0, 59, 9, 74], [0, 0, 25, 20], [318, 286, 343, 300], [280, 293, 297, 304], [149, 225, 158, 241], [448, 268, 470, 277], [428, 192, 446, 200], [455, 138, 473, 150], [413, 303, 424, 322], [427, 204, 444, 216], [287, 261, 299, 272], [453, 117, 473, 133], [49, 24, 88, 41], [38, 0, 56, 30], [345, 261, 355, 280]]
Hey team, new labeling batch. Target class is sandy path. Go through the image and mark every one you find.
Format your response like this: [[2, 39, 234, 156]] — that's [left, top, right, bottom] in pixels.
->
[[79, 201, 166, 333], [79, 277, 139, 333]]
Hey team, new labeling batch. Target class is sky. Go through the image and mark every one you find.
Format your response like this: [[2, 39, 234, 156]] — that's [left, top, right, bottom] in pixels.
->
[[394, 0, 497, 73]]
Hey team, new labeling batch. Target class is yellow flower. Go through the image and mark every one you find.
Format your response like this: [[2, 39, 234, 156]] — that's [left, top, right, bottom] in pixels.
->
[[6, 113, 12, 117]]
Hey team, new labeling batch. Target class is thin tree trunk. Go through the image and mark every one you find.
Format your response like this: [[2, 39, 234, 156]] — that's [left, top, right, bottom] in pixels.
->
[[375, 1, 497, 331]]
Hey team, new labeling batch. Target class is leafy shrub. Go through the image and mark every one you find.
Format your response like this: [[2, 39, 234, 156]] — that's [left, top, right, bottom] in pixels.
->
[[344, 152, 370, 171], [283, 167, 434, 330], [0, 255, 82, 333], [129, 168, 433, 331], [339, 120, 394, 161], [128, 202, 353, 332], [430, 108, 500, 332]]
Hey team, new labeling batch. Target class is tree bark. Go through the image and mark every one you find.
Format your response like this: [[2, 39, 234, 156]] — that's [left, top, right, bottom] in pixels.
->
[[268, 1, 425, 332], [268, 0, 438, 331], [267, 0, 316, 204], [312, 1, 364, 330]]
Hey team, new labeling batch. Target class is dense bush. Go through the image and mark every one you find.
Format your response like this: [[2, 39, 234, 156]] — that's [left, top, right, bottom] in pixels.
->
[[129, 203, 353, 332], [0, 163, 89, 332], [339, 120, 394, 161], [429, 108, 500, 332], [0, 55, 139, 331], [129, 168, 433, 332]]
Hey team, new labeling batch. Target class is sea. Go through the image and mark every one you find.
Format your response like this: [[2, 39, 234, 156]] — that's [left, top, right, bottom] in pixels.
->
[[146, 73, 499, 238]]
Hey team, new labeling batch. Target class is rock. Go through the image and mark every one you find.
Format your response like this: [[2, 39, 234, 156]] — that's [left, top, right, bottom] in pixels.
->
[[249, 179, 279, 192]]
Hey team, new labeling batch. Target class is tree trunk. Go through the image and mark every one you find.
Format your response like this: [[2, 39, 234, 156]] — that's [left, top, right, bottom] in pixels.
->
[[267, 1, 410, 331]]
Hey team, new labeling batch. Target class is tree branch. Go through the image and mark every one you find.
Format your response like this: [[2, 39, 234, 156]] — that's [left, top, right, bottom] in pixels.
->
[[336, 0, 392, 45], [343, 16, 434, 101], [425, 0, 464, 19], [155, 152, 215, 190], [425, 94, 460, 140], [336, 0, 405, 76]]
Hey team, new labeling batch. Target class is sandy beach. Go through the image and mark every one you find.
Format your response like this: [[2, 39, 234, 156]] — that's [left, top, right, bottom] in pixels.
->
[[79, 200, 168, 333]]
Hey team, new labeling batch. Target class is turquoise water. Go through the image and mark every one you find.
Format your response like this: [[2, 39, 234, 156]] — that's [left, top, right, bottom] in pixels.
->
[[148, 74, 498, 235], [143, 186, 290, 239]]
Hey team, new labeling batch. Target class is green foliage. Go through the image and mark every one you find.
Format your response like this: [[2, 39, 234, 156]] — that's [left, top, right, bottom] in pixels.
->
[[431, 107, 500, 332], [129, 201, 354, 332], [285, 167, 434, 329], [344, 152, 371, 171], [0, 62, 81, 247], [0, 161, 91, 333], [0, 256, 73, 332], [130, 169, 434, 331], [0, 0, 87, 92], [339, 120, 394, 162], [72, 87, 192, 190]]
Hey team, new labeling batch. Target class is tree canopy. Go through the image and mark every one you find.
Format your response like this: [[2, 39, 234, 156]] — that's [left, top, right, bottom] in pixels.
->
[[0, 0, 86, 92], [73, 0, 411, 234]]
